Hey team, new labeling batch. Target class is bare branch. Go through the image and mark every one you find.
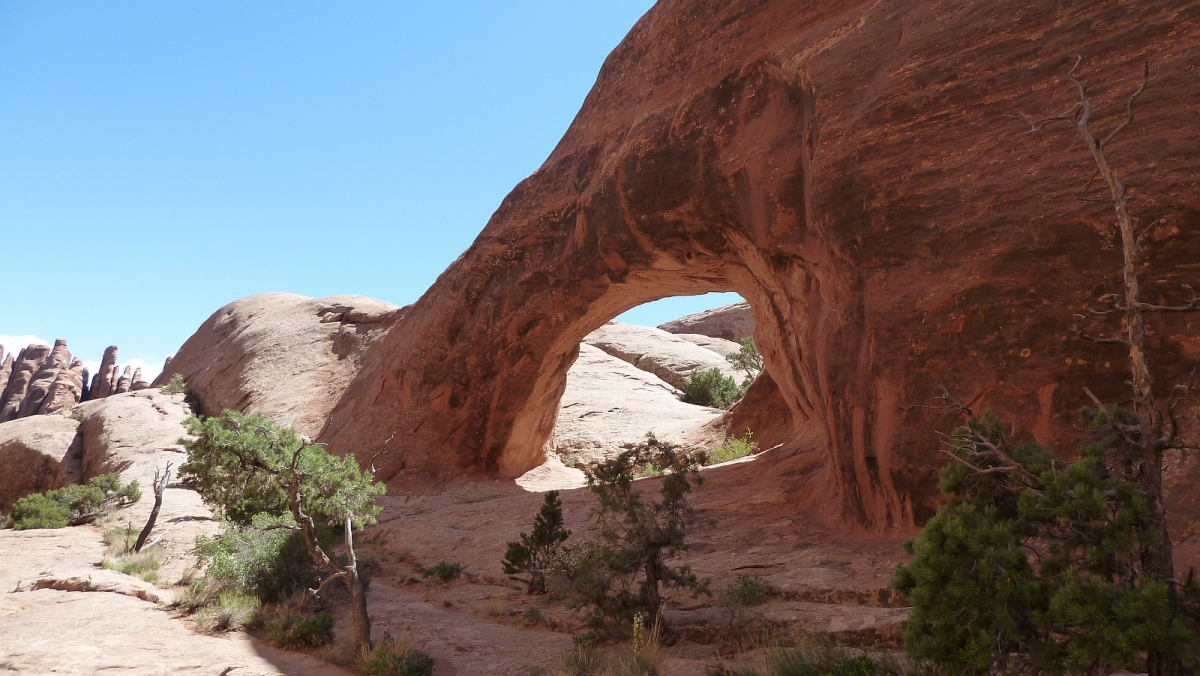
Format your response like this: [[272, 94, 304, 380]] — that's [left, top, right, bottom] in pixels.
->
[[1101, 61, 1150, 148], [1133, 285, 1200, 313]]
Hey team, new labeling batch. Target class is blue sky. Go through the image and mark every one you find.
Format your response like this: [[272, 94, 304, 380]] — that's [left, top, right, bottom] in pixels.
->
[[0, 1, 741, 378]]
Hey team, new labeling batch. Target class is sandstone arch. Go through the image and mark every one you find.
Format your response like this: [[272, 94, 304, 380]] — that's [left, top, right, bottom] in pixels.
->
[[323, 0, 1200, 532]]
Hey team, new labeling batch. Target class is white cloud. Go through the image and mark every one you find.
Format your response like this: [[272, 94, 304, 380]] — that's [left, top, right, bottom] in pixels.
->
[[0, 335, 51, 361]]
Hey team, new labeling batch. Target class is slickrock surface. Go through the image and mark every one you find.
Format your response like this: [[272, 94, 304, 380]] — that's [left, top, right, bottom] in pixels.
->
[[583, 321, 741, 389], [321, 0, 1200, 536], [659, 301, 756, 343], [553, 343, 723, 464], [0, 415, 81, 511], [152, 292, 404, 438], [672, 333, 742, 357]]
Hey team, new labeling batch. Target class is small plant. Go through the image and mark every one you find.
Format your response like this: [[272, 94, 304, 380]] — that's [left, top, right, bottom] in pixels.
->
[[679, 368, 743, 409], [555, 644, 604, 676], [196, 589, 259, 633], [7, 474, 140, 529], [424, 560, 462, 583], [522, 605, 542, 625], [706, 430, 759, 465], [721, 574, 775, 608], [725, 338, 763, 388], [503, 490, 571, 594], [264, 608, 335, 648], [160, 373, 187, 395], [766, 638, 890, 676], [359, 633, 435, 676]]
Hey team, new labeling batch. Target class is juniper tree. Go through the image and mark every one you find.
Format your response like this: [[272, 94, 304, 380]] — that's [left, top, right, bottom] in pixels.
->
[[1011, 57, 1200, 676], [892, 407, 1199, 674], [502, 490, 571, 594], [180, 411, 385, 654], [580, 433, 709, 627]]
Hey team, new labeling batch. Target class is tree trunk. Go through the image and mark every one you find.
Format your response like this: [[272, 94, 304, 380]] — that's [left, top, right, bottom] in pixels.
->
[[1069, 67, 1180, 676], [643, 558, 660, 620], [135, 464, 170, 552], [342, 515, 373, 655]]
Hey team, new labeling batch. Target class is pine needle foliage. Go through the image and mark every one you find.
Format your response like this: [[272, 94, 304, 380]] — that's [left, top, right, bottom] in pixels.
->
[[503, 490, 571, 594], [892, 409, 1200, 674], [576, 433, 709, 631]]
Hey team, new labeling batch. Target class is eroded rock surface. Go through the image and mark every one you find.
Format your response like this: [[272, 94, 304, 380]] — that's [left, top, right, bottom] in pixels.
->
[[321, 0, 1200, 535], [153, 292, 404, 438], [0, 415, 81, 511], [554, 343, 722, 464], [659, 301, 755, 342], [583, 321, 740, 389]]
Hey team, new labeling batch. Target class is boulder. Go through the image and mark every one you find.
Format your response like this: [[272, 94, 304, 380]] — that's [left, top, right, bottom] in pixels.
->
[[0, 415, 82, 511], [658, 302, 756, 342], [582, 322, 740, 389], [553, 344, 723, 464], [153, 292, 404, 438]]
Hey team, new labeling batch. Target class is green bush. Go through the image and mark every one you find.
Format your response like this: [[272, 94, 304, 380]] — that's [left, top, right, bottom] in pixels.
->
[[423, 560, 462, 583], [768, 649, 879, 676], [264, 609, 335, 648], [721, 574, 774, 608], [502, 491, 571, 594], [892, 409, 1200, 674], [360, 633, 435, 676], [679, 368, 743, 409], [196, 589, 259, 633], [726, 337, 763, 387], [706, 430, 759, 465], [194, 513, 323, 604], [159, 373, 188, 395], [7, 474, 140, 529]]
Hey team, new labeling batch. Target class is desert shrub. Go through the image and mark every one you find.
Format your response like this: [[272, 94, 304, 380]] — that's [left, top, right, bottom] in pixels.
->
[[159, 373, 188, 395], [767, 648, 879, 676], [706, 430, 759, 465], [725, 338, 763, 388], [892, 409, 1200, 675], [181, 410, 385, 653], [7, 474, 140, 529], [522, 605, 542, 624], [196, 589, 259, 633], [175, 578, 222, 613], [569, 433, 709, 634], [721, 574, 774, 608], [102, 528, 164, 581], [679, 368, 743, 409], [194, 513, 323, 604], [503, 490, 571, 594], [359, 633, 435, 676], [264, 608, 335, 648], [423, 560, 462, 583], [555, 644, 604, 676]]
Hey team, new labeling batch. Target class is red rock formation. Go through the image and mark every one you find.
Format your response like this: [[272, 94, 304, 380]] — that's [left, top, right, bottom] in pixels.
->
[[0, 344, 53, 423], [659, 301, 756, 342], [152, 293, 403, 438], [0, 350, 12, 397], [320, 0, 1200, 534], [89, 346, 118, 401]]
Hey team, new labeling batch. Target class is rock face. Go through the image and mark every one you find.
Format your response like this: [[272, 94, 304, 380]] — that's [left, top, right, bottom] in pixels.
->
[[0, 415, 82, 511], [553, 343, 723, 464], [0, 341, 146, 423], [152, 293, 404, 438], [583, 321, 741, 389], [659, 301, 756, 342], [320, 0, 1200, 533]]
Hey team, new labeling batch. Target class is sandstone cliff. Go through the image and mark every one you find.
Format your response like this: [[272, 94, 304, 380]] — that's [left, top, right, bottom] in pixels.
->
[[318, 0, 1200, 535], [151, 293, 405, 438]]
